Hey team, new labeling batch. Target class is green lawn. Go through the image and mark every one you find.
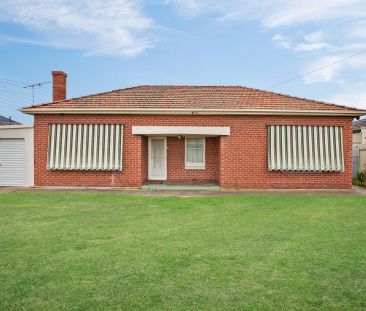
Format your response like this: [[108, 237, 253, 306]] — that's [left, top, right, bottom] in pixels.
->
[[0, 192, 365, 310]]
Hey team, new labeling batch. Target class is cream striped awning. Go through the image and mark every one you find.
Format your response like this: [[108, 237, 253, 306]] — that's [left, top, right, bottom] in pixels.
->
[[47, 124, 123, 171], [268, 125, 344, 172]]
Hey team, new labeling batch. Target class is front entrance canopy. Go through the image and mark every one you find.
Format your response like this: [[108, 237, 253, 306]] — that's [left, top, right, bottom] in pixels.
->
[[132, 126, 230, 137]]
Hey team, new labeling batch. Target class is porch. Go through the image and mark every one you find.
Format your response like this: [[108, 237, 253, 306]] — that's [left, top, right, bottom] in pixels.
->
[[132, 126, 230, 185]]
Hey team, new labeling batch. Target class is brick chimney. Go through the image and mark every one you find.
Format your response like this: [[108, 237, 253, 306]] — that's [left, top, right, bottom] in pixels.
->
[[52, 71, 67, 101]]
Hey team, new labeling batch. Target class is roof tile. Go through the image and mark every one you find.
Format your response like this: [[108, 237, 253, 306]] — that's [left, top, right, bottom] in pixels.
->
[[27, 85, 362, 112]]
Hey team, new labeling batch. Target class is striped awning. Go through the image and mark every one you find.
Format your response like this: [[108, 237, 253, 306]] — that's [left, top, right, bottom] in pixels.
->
[[268, 125, 344, 172], [47, 124, 123, 170]]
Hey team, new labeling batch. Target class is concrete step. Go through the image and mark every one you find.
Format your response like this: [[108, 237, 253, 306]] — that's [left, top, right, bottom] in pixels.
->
[[141, 183, 220, 191]]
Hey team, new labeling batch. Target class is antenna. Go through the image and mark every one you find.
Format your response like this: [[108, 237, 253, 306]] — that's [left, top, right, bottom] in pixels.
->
[[23, 81, 51, 105]]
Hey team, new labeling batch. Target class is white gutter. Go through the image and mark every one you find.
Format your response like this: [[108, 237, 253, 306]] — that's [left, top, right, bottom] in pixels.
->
[[20, 107, 366, 117]]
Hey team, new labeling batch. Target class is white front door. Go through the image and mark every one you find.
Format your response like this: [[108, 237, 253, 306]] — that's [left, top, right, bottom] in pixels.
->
[[148, 137, 167, 180]]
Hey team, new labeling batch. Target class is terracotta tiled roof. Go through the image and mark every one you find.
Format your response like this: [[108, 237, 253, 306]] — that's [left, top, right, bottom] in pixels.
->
[[26, 85, 362, 112]]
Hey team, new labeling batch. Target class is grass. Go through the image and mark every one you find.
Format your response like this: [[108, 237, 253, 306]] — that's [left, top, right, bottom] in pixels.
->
[[0, 192, 366, 310]]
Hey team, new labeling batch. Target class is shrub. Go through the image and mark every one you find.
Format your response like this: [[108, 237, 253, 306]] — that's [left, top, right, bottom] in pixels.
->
[[353, 171, 366, 187], [356, 171, 365, 183]]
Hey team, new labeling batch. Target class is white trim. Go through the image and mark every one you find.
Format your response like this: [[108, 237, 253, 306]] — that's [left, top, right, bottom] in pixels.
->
[[185, 137, 205, 170], [148, 137, 167, 181], [132, 126, 230, 136], [20, 107, 366, 117], [0, 124, 33, 129]]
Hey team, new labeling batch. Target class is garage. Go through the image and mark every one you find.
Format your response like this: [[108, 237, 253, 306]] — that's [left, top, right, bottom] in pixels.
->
[[0, 139, 25, 186], [0, 125, 34, 187]]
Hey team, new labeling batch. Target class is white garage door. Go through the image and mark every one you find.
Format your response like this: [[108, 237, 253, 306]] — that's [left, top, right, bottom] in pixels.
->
[[0, 139, 25, 186]]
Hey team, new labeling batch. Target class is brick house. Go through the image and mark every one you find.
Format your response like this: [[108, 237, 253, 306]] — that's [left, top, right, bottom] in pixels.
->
[[22, 71, 366, 189]]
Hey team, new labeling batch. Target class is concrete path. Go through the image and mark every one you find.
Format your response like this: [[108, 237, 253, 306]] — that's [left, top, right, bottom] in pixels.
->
[[352, 185, 366, 195], [0, 186, 364, 197]]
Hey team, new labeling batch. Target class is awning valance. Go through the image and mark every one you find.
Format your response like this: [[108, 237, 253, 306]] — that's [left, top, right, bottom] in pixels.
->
[[47, 124, 123, 171], [132, 126, 230, 136], [268, 125, 344, 172]]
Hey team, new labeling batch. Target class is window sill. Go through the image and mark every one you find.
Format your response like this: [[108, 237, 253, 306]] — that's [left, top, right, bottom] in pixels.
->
[[185, 165, 205, 170]]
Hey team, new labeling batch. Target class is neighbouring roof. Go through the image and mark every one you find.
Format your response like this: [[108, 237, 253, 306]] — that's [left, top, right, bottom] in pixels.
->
[[353, 119, 366, 132], [0, 115, 21, 125], [21, 85, 366, 116]]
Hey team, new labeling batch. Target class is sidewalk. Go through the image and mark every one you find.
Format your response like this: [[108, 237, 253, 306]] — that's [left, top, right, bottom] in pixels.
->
[[352, 185, 366, 195]]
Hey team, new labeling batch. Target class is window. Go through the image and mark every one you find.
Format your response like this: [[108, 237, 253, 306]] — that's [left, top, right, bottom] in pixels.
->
[[268, 125, 344, 172], [185, 137, 205, 169], [47, 124, 123, 171]]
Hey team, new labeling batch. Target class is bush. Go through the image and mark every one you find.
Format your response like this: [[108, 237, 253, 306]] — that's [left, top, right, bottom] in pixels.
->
[[356, 171, 365, 183], [353, 171, 366, 187]]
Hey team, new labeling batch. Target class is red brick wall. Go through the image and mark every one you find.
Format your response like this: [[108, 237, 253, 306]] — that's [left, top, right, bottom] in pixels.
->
[[219, 117, 352, 189], [34, 114, 353, 189], [34, 114, 143, 187], [52, 71, 67, 101], [166, 136, 219, 184]]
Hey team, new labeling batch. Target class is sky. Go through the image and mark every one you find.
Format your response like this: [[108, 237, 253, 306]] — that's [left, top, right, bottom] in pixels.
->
[[1, 0, 366, 124]]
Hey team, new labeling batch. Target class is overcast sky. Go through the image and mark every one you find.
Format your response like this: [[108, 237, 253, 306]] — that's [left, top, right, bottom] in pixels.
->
[[1, 0, 366, 123]]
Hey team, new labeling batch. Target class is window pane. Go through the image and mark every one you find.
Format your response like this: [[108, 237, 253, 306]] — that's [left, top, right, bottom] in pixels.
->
[[187, 149, 204, 163], [187, 138, 204, 148], [195, 149, 204, 163], [186, 138, 204, 165], [186, 149, 194, 163]]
